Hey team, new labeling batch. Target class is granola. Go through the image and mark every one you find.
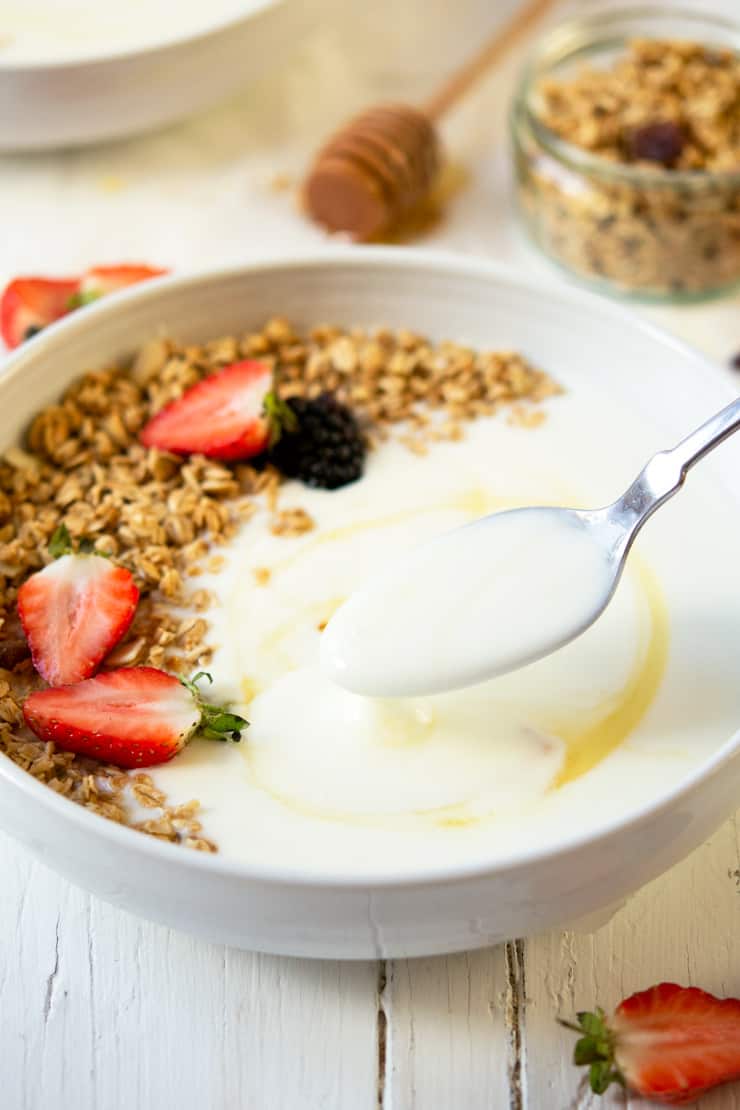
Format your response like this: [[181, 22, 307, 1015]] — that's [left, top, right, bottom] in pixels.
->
[[516, 38, 740, 297], [538, 40, 740, 172]]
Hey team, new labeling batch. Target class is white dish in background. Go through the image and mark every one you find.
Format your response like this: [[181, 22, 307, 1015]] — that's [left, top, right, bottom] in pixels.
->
[[0, 0, 317, 150], [0, 1, 266, 64], [0, 249, 739, 958]]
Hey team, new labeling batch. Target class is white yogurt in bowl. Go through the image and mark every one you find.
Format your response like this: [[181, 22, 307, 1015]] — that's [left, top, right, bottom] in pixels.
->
[[150, 384, 740, 880]]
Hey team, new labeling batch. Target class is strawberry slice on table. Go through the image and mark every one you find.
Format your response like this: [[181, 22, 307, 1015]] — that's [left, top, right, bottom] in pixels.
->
[[75, 263, 168, 303], [23, 667, 247, 768], [18, 525, 139, 686], [140, 359, 292, 461], [0, 276, 79, 349], [563, 981, 740, 1104]]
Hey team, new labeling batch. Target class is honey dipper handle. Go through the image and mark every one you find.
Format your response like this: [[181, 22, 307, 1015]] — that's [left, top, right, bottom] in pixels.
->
[[422, 0, 557, 121]]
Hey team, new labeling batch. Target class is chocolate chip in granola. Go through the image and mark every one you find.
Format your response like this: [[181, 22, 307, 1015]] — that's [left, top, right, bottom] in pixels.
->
[[627, 121, 686, 167]]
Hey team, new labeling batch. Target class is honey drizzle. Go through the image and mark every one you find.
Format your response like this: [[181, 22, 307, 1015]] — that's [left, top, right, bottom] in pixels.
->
[[551, 561, 669, 789]]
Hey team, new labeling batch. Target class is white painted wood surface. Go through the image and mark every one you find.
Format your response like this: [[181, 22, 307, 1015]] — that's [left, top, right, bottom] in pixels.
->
[[0, 6, 738, 1108]]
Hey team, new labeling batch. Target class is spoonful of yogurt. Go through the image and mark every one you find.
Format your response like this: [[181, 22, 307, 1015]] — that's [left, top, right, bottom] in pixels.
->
[[321, 396, 740, 697]]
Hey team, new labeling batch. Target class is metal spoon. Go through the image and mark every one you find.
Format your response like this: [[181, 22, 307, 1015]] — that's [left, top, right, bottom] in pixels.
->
[[320, 397, 740, 697]]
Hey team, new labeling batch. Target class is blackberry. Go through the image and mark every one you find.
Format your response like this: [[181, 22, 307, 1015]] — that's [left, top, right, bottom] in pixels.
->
[[270, 393, 366, 490]]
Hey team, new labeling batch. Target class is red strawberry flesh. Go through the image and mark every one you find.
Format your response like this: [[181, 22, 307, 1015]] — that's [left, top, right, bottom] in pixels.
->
[[1, 277, 79, 349], [18, 553, 139, 686], [79, 264, 167, 296], [140, 359, 273, 460], [614, 983, 740, 1104], [23, 667, 200, 768]]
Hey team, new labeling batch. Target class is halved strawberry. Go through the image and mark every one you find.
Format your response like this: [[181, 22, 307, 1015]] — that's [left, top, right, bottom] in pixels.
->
[[1, 264, 167, 349], [140, 359, 288, 460], [564, 982, 740, 1104], [23, 667, 247, 768], [0, 276, 80, 349], [76, 263, 168, 303], [18, 525, 139, 686]]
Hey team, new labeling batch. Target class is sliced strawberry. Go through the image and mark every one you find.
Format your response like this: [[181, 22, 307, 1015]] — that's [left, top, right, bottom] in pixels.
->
[[23, 667, 247, 768], [140, 359, 277, 460], [0, 276, 80, 349], [564, 982, 740, 1104], [77, 263, 168, 301], [18, 526, 139, 686], [1, 264, 167, 349]]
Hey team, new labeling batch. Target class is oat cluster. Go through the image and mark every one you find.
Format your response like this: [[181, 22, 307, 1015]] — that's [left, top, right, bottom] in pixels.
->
[[0, 318, 557, 849], [264, 318, 559, 452], [520, 38, 740, 297], [538, 39, 740, 171]]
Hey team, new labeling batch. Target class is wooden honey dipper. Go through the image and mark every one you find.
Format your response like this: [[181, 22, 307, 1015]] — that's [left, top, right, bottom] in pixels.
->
[[303, 0, 556, 241]]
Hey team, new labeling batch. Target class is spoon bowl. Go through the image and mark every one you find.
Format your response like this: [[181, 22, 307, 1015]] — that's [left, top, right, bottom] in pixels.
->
[[320, 504, 617, 696]]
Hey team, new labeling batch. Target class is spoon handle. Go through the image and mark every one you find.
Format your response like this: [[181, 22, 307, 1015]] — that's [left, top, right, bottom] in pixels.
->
[[672, 395, 740, 472], [610, 396, 740, 540]]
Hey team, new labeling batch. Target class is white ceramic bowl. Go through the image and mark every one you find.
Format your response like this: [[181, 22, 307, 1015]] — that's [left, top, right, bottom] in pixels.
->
[[0, 1, 316, 151], [0, 249, 739, 959]]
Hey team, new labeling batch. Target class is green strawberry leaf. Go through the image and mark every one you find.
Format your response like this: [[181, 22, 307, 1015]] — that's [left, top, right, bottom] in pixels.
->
[[577, 1009, 607, 1036], [574, 1036, 600, 1066], [589, 1062, 624, 1095], [263, 390, 298, 448], [48, 523, 73, 558], [180, 671, 248, 743], [561, 1008, 624, 1098], [48, 523, 110, 560], [67, 289, 102, 310]]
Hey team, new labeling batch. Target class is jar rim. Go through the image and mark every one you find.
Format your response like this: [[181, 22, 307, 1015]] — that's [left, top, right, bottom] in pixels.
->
[[511, 4, 740, 189]]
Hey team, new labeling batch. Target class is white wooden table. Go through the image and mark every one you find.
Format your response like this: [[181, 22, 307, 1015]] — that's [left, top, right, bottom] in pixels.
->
[[0, 8, 738, 1108]]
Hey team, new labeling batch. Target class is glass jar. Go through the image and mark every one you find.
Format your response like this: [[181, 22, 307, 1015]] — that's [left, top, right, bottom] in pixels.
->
[[510, 7, 740, 302]]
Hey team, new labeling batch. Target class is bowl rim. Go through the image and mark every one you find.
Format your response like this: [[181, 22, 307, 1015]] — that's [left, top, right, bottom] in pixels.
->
[[0, 0, 279, 73], [511, 4, 740, 190], [0, 245, 738, 890]]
